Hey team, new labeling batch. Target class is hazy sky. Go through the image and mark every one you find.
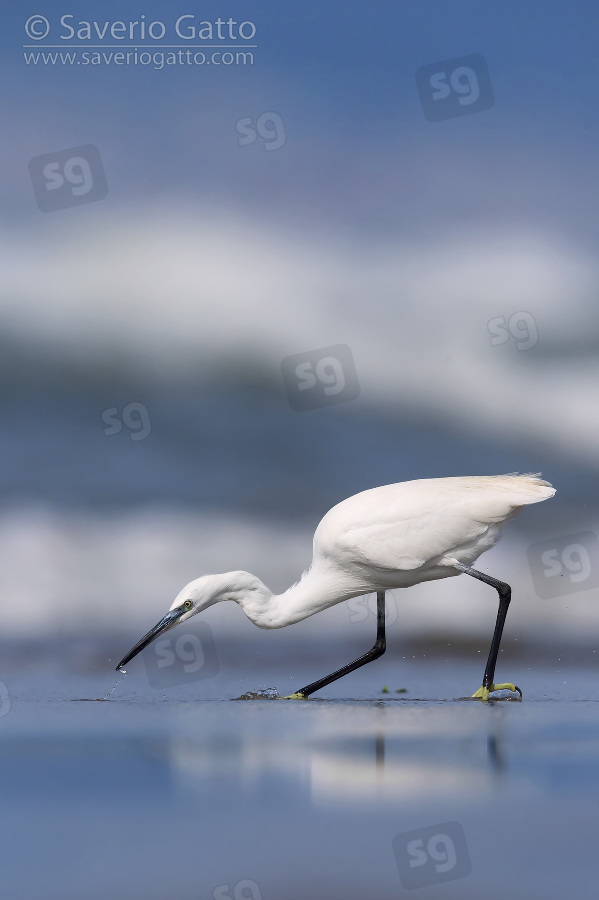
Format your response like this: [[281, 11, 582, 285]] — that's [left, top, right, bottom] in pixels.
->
[[2, 1, 599, 239]]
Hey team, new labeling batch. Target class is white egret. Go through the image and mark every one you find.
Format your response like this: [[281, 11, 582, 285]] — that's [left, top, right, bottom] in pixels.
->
[[116, 474, 555, 700]]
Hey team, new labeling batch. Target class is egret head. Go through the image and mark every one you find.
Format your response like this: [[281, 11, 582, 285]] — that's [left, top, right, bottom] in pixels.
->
[[115, 571, 266, 671]]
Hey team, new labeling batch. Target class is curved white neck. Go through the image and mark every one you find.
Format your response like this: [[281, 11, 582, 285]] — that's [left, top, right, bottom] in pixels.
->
[[235, 567, 368, 629]]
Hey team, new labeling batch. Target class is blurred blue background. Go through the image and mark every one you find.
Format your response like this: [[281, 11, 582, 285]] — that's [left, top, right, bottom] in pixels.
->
[[3, 4, 599, 900], [1, 0, 598, 646]]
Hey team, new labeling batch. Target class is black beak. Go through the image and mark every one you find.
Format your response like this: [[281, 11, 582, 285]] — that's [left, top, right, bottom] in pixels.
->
[[115, 608, 185, 671]]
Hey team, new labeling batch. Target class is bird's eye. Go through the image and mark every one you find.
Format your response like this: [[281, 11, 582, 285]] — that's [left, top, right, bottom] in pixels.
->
[[183, 600, 193, 610]]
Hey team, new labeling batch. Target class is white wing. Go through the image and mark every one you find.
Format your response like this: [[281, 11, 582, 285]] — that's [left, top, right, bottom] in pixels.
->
[[314, 475, 555, 572]]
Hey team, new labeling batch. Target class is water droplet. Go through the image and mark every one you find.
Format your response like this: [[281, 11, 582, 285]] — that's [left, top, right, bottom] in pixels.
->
[[103, 681, 120, 700], [118, 667, 127, 674]]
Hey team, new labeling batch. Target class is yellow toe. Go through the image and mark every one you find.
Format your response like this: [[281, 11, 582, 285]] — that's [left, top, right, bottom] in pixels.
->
[[472, 683, 522, 701], [281, 692, 307, 700]]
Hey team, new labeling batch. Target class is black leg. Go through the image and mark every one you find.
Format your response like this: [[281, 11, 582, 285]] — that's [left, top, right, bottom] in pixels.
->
[[455, 563, 521, 700], [288, 591, 387, 698]]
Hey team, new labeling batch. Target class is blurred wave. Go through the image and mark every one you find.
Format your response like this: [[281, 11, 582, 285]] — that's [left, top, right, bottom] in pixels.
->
[[0, 504, 596, 640], [2, 208, 598, 463]]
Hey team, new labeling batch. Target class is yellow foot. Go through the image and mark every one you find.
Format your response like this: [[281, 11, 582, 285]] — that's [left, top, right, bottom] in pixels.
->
[[472, 683, 522, 701], [281, 692, 307, 700]]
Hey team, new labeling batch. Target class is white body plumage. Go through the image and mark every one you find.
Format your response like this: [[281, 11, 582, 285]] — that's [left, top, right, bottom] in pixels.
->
[[168, 474, 555, 629]]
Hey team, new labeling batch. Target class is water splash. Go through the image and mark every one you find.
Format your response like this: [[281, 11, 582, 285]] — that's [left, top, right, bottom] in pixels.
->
[[233, 687, 279, 701]]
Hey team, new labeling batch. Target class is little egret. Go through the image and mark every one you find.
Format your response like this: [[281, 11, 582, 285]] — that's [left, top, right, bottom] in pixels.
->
[[116, 474, 555, 700]]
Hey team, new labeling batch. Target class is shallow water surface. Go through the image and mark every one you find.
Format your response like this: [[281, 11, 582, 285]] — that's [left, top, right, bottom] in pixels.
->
[[1, 656, 597, 900]]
